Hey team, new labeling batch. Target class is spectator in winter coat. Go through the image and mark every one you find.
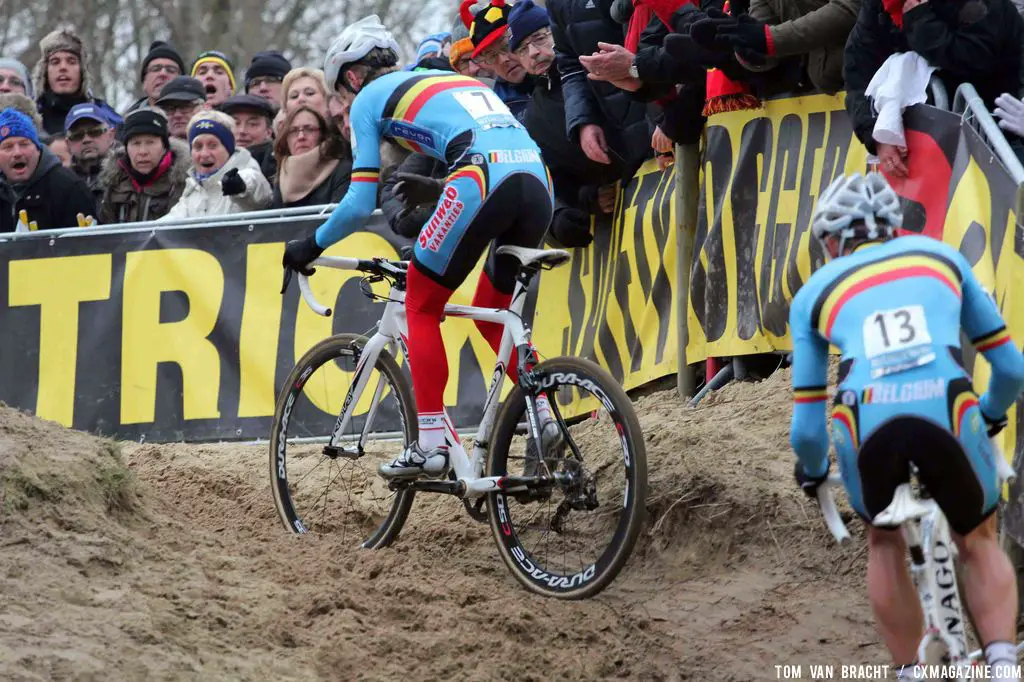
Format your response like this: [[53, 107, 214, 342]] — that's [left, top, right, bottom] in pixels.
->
[[686, 0, 858, 94], [32, 29, 122, 136], [161, 110, 271, 219], [244, 51, 291, 107], [220, 94, 277, 179], [191, 51, 235, 108], [125, 41, 185, 116], [547, 0, 653, 177], [155, 76, 207, 140], [281, 68, 330, 118], [271, 106, 352, 208], [844, 0, 1024, 173], [0, 108, 95, 232], [99, 109, 190, 223], [509, 0, 619, 247], [466, 0, 535, 117], [65, 103, 117, 209], [0, 58, 32, 96]]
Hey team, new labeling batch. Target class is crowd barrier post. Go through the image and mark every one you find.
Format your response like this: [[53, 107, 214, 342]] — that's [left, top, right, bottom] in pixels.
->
[[675, 142, 700, 400]]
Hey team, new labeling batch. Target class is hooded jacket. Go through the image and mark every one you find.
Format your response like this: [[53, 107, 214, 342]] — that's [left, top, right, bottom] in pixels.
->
[[159, 147, 273, 221], [0, 146, 96, 232], [33, 29, 122, 136], [98, 138, 191, 224]]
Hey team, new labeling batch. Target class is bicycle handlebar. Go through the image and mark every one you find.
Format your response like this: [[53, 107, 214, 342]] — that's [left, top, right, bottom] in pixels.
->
[[816, 437, 1016, 545], [295, 256, 408, 318]]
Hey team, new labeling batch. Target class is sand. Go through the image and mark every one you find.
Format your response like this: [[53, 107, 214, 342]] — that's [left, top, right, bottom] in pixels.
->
[[0, 371, 895, 681]]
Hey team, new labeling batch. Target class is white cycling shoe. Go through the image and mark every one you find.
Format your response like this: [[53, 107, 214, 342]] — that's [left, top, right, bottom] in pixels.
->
[[379, 443, 449, 480]]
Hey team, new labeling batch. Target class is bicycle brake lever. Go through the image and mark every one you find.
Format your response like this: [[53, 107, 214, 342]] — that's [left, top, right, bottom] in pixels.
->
[[280, 267, 293, 295]]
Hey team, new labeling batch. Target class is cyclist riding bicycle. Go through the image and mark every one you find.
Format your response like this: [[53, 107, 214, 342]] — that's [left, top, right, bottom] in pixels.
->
[[789, 172, 1024, 681], [282, 16, 559, 480]]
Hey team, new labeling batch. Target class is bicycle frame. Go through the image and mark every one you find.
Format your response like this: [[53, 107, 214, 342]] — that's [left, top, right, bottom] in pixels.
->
[[297, 256, 542, 498]]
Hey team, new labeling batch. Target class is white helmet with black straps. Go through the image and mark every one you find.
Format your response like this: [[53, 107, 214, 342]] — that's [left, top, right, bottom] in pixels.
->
[[324, 15, 400, 92], [812, 172, 903, 252]]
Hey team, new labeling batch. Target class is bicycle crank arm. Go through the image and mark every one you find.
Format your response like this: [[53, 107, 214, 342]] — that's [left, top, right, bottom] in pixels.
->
[[464, 474, 569, 497]]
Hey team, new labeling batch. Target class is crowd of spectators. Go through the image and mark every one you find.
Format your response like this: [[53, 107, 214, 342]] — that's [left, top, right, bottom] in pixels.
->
[[1, 0, 1024, 235]]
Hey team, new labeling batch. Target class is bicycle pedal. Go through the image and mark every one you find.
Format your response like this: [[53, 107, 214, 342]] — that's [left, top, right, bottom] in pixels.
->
[[323, 444, 363, 460]]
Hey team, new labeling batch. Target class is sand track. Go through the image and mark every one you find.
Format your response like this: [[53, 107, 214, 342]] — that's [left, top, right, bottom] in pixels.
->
[[0, 371, 891, 681]]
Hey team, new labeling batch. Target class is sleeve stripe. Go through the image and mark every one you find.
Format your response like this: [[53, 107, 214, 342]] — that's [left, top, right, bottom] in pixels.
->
[[975, 328, 1012, 352], [794, 386, 828, 403]]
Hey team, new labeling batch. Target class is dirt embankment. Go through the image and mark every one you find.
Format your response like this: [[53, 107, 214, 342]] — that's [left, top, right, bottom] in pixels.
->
[[0, 371, 885, 682]]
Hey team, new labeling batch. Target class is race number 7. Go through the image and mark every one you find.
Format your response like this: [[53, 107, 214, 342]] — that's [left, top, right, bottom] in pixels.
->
[[863, 305, 932, 357]]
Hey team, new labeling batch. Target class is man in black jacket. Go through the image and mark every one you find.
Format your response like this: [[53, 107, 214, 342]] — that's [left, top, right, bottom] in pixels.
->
[[547, 0, 653, 177], [512, 0, 620, 246], [844, 0, 1024, 174], [0, 108, 95, 232]]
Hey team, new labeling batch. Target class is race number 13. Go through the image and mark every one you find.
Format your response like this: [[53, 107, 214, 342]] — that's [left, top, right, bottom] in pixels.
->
[[863, 305, 932, 357]]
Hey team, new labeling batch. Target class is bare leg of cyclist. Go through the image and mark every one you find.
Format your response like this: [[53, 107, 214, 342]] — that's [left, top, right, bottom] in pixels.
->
[[867, 526, 924, 665], [955, 515, 1019, 680]]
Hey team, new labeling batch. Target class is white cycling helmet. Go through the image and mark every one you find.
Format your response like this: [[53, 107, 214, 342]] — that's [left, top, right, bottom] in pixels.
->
[[811, 172, 902, 252], [324, 15, 400, 92]]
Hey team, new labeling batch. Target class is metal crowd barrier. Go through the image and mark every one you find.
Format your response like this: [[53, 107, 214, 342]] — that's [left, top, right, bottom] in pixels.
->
[[953, 83, 1024, 184], [0, 203, 363, 241]]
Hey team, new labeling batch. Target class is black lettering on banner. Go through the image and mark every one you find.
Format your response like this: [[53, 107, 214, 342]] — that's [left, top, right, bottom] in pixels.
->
[[696, 124, 734, 343], [649, 168, 676, 364], [760, 113, 803, 337], [733, 117, 772, 341], [787, 112, 827, 304]]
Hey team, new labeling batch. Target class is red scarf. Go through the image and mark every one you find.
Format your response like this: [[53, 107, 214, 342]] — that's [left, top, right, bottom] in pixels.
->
[[120, 149, 174, 193], [882, 0, 904, 28], [701, 0, 761, 116]]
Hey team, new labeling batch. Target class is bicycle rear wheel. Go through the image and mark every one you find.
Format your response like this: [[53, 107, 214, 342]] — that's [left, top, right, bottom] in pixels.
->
[[269, 333, 416, 548], [485, 356, 647, 599]]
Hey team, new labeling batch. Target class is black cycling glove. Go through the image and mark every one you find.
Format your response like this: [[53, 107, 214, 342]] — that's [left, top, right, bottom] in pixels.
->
[[794, 461, 828, 498]]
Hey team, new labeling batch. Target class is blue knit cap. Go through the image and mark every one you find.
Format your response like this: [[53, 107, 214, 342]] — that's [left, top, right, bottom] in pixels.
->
[[0, 108, 40, 148], [416, 32, 451, 62], [507, 0, 549, 52], [188, 117, 235, 155]]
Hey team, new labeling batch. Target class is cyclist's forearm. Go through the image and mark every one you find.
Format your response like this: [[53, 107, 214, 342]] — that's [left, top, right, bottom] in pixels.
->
[[790, 397, 829, 476], [977, 338, 1024, 418], [314, 180, 379, 248]]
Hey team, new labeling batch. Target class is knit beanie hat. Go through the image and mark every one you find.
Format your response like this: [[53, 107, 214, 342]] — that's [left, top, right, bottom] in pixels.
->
[[461, 0, 511, 58], [245, 51, 291, 91], [188, 111, 236, 156], [450, 5, 482, 68], [140, 41, 185, 83], [507, 0, 549, 52], [191, 50, 236, 92], [416, 33, 451, 62], [123, 108, 170, 147], [0, 108, 41, 149], [0, 58, 33, 97]]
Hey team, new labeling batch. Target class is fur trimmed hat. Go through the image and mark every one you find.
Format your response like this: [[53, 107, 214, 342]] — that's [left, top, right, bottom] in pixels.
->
[[33, 28, 92, 97], [0, 92, 43, 131]]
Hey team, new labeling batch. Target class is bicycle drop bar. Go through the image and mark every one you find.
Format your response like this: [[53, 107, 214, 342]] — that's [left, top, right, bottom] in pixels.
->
[[296, 256, 409, 318], [817, 474, 852, 545]]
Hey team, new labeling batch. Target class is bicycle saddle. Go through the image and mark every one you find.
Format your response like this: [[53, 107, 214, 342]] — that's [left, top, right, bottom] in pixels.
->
[[495, 246, 571, 269], [872, 483, 931, 526]]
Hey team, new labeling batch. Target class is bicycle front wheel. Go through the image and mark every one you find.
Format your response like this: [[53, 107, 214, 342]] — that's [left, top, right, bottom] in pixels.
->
[[269, 333, 416, 548], [485, 356, 648, 599]]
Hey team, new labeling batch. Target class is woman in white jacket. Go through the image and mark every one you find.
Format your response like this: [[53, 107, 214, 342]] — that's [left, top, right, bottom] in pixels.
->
[[161, 110, 272, 220]]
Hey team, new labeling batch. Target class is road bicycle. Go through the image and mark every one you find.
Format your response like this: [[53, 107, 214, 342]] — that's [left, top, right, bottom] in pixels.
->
[[817, 449, 1024, 680], [270, 246, 648, 599]]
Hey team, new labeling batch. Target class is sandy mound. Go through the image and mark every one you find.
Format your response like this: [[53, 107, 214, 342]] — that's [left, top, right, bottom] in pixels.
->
[[0, 373, 892, 681]]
